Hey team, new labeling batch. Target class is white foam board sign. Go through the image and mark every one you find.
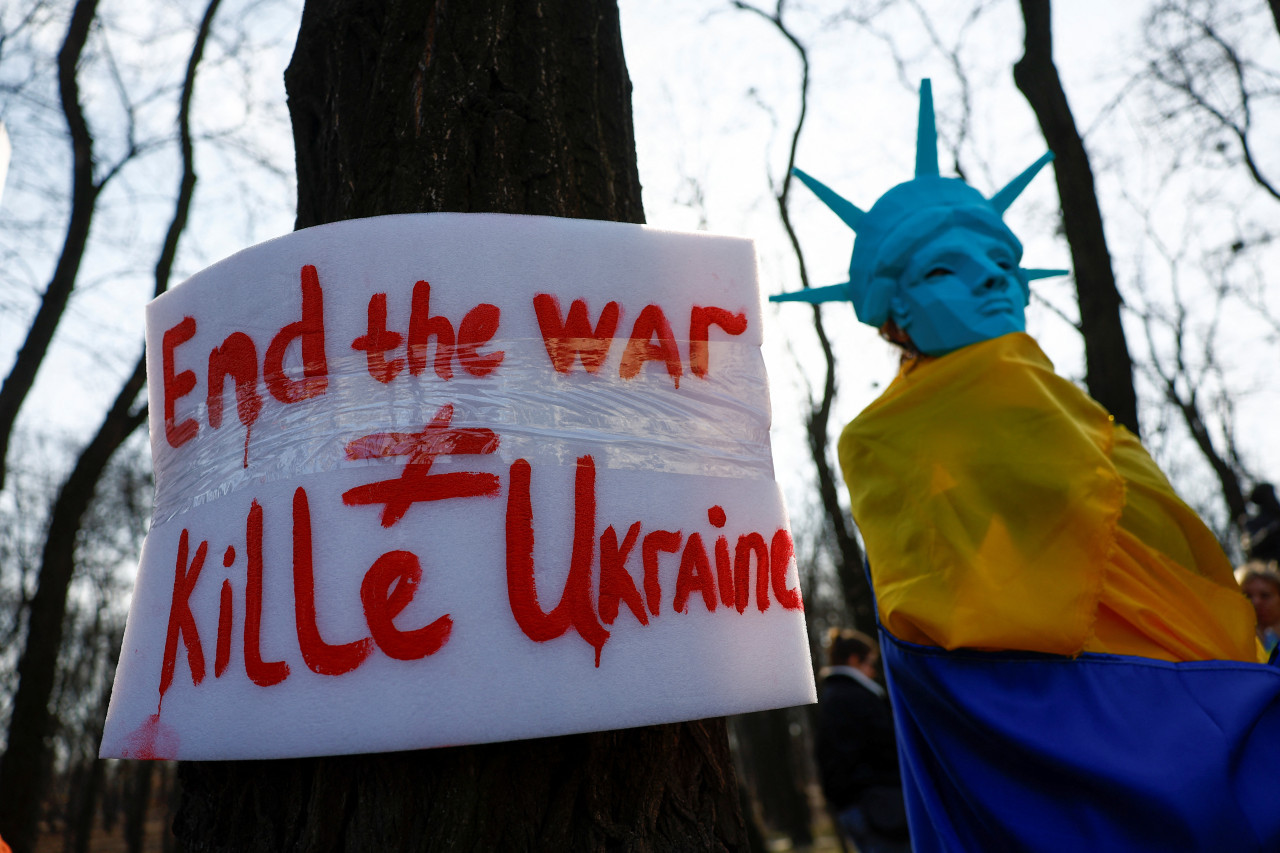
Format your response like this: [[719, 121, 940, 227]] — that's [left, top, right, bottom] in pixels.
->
[[101, 212, 815, 760]]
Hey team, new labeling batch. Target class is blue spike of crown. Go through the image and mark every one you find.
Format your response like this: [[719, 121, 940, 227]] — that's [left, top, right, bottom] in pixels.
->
[[915, 79, 939, 178], [792, 168, 864, 232], [989, 152, 1056, 214], [768, 282, 853, 304]]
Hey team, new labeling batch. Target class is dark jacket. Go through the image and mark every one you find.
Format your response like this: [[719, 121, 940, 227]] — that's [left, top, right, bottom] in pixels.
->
[[814, 669, 905, 827], [1246, 510, 1280, 562]]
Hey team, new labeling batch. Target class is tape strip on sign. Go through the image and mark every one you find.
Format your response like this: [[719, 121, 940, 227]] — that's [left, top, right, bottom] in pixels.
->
[[101, 212, 816, 761]]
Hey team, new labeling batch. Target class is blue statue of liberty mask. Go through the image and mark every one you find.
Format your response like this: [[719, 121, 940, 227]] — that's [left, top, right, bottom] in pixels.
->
[[889, 219, 1027, 355], [770, 79, 1067, 357]]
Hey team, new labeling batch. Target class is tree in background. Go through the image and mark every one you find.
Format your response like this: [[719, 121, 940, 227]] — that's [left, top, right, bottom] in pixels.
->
[[712, 0, 1280, 836], [0, 0, 109, 496], [1014, 0, 1140, 436], [731, 0, 871, 633], [727, 0, 1280, 553], [0, 0, 289, 848], [1131, 0, 1280, 540], [172, 1, 747, 848]]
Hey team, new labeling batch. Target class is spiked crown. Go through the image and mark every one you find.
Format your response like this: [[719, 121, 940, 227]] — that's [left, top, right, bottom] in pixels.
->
[[771, 79, 1066, 326]]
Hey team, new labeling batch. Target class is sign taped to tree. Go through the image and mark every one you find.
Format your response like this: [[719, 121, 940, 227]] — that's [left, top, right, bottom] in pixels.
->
[[101, 213, 816, 760]]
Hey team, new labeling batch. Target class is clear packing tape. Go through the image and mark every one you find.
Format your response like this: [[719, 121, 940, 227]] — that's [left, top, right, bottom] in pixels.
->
[[151, 342, 775, 528], [142, 212, 778, 529]]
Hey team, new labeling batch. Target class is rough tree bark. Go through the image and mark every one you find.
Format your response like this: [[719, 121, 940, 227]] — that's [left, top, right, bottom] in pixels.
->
[[1014, 0, 1140, 435], [173, 1, 747, 850]]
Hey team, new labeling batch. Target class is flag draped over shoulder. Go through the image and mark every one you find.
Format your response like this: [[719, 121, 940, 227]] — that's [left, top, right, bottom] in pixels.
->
[[839, 332, 1260, 663], [838, 332, 1280, 851]]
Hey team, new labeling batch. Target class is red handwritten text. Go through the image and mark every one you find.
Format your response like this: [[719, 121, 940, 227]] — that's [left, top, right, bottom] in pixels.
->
[[163, 265, 329, 451], [351, 280, 504, 384], [505, 454, 802, 667], [533, 295, 747, 388], [342, 403, 501, 527], [159, 486, 458, 696]]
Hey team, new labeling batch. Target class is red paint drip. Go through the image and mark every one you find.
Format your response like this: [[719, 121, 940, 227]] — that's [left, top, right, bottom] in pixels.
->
[[120, 713, 180, 761]]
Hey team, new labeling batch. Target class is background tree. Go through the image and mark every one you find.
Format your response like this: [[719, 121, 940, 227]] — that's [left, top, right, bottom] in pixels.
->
[[172, 1, 747, 848], [663, 0, 1280, 832], [0, 0, 107, 494], [1133, 0, 1280, 540], [1014, 0, 1141, 435], [0, 0, 291, 848], [708, 0, 1280, 547], [731, 0, 870, 632], [0, 0, 222, 844]]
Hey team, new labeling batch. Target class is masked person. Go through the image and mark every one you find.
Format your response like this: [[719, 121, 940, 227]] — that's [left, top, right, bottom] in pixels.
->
[[773, 80, 1280, 852]]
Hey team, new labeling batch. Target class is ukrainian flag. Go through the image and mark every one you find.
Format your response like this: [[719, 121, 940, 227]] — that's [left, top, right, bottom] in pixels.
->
[[840, 333, 1280, 851]]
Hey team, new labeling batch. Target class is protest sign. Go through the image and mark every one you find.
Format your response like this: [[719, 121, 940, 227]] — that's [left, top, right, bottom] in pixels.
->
[[100, 213, 815, 760]]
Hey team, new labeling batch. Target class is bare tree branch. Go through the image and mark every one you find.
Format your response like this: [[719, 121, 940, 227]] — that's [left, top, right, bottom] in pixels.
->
[[1145, 2, 1280, 200], [731, 0, 871, 628], [1123, 184, 1251, 544], [0, 0, 103, 494], [1014, 0, 1141, 435], [0, 0, 222, 846]]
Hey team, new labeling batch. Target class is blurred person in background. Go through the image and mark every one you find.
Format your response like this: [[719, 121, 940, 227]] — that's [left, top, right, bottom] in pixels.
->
[[1242, 483, 1280, 565], [1240, 564, 1280, 657], [814, 628, 910, 853]]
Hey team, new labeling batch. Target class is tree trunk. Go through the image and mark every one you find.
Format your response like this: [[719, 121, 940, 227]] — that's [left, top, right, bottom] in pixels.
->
[[0, 1, 220, 845], [0, 371, 148, 852], [287, 0, 643, 227], [1166, 383, 1248, 536], [161, 764, 182, 853], [0, 0, 220, 843], [100, 762, 121, 834], [808, 405, 869, 626], [733, 710, 812, 847], [731, 1, 869, 628], [174, 1, 746, 849], [66, 755, 106, 853], [1014, 0, 1140, 436], [123, 761, 155, 853]]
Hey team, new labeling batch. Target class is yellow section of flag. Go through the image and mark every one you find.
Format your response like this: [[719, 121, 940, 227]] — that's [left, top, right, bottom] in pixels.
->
[[840, 333, 1261, 663]]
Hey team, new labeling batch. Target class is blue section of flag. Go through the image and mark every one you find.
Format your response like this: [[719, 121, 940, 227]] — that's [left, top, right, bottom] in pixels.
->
[[879, 631, 1280, 852]]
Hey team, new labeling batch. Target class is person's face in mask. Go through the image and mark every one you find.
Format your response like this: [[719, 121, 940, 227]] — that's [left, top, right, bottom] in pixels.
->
[[888, 226, 1027, 357]]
